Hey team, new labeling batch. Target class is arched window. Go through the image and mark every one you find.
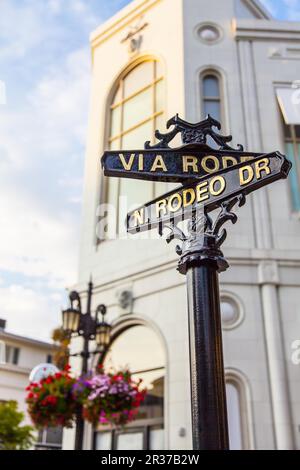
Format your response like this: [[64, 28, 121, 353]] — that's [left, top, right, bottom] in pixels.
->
[[226, 381, 243, 450], [201, 72, 222, 122], [105, 59, 165, 224], [226, 372, 253, 450], [94, 324, 165, 451]]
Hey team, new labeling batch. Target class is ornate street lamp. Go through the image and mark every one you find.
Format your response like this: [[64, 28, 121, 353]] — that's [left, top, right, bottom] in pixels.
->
[[62, 308, 81, 333], [95, 304, 112, 352], [61, 280, 111, 451], [62, 290, 82, 333]]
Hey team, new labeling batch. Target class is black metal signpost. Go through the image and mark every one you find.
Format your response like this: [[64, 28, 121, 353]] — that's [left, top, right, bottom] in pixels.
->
[[101, 114, 292, 450]]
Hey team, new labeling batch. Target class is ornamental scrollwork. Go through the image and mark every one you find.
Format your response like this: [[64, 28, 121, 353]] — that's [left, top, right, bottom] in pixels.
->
[[159, 193, 247, 257], [69, 291, 82, 313], [145, 114, 244, 151]]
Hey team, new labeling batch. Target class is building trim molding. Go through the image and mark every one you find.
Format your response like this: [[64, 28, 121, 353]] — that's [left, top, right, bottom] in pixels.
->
[[241, 0, 271, 20], [234, 19, 300, 42], [0, 331, 55, 350], [0, 364, 31, 375], [90, 0, 162, 51]]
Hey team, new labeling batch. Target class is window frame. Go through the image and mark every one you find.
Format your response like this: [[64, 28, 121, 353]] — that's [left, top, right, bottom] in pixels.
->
[[35, 427, 63, 450], [225, 369, 255, 450], [98, 58, 165, 243], [93, 421, 164, 451], [105, 58, 165, 200], [5, 344, 20, 365], [200, 70, 224, 125], [108, 70, 164, 147]]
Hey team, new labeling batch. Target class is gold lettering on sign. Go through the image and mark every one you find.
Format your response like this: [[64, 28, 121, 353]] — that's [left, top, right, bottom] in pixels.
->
[[202, 155, 220, 174], [196, 181, 209, 202], [255, 158, 270, 179], [183, 188, 196, 207], [132, 208, 144, 226], [223, 156, 238, 168], [210, 175, 226, 196], [156, 199, 167, 218], [182, 155, 198, 173], [239, 165, 254, 186], [138, 154, 144, 171], [168, 193, 182, 212], [240, 156, 254, 163], [150, 155, 167, 172], [119, 153, 135, 171]]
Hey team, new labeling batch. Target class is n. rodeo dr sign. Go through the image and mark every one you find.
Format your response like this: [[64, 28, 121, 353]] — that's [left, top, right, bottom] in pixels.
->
[[126, 152, 291, 233]]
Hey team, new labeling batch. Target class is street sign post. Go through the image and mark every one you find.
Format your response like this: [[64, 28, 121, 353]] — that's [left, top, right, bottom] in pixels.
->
[[101, 114, 292, 450]]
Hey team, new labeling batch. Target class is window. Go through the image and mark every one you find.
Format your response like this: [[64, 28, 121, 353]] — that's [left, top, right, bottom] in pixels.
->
[[0, 340, 5, 363], [94, 324, 165, 450], [284, 123, 300, 211], [226, 382, 243, 450], [103, 59, 165, 238], [5, 345, 20, 365], [221, 293, 244, 330], [226, 372, 253, 450], [201, 73, 222, 122], [35, 427, 63, 450]]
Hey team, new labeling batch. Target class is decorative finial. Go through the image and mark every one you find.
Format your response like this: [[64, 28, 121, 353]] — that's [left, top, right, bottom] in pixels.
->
[[145, 114, 244, 151]]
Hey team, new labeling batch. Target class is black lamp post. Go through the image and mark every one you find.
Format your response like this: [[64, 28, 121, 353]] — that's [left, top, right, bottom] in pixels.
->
[[61, 280, 111, 450]]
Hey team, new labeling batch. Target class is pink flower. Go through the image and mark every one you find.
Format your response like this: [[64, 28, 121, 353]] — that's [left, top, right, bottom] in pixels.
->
[[99, 415, 108, 424]]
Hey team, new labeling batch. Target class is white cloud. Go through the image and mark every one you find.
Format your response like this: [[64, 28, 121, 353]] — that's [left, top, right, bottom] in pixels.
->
[[0, 1, 55, 60], [0, 284, 62, 341], [28, 47, 91, 152], [47, 0, 62, 14], [0, 0, 124, 342], [71, 0, 88, 14], [0, 184, 78, 285], [0, 0, 105, 340], [0, 45, 91, 337], [0, 0, 102, 64]]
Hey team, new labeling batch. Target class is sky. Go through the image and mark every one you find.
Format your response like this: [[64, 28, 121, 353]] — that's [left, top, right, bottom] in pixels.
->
[[0, 0, 299, 341]]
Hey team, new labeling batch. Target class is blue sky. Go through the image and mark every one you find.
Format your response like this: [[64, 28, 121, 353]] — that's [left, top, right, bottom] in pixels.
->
[[261, 0, 300, 19], [0, 0, 299, 341]]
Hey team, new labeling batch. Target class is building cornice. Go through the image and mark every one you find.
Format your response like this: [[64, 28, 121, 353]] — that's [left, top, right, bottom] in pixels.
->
[[0, 331, 56, 350], [90, 0, 162, 51], [0, 363, 31, 375], [70, 250, 300, 298], [233, 19, 300, 42], [243, 0, 271, 20]]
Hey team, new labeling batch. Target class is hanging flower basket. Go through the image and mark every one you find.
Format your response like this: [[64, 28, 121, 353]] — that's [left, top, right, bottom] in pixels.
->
[[26, 365, 77, 428], [79, 367, 147, 427]]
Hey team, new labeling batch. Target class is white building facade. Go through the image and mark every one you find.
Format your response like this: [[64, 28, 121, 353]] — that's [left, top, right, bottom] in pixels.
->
[[0, 320, 62, 449], [66, 0, 300, 450]]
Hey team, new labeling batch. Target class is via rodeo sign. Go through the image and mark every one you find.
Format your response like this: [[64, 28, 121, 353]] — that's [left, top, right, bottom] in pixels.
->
[[102, 115, 291, 234]]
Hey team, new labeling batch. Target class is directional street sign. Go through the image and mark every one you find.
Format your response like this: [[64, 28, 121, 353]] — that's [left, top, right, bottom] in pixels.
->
[[126, 151, 291, 234], [102, 148, 264, 183], [101, 113, 292, 451]]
